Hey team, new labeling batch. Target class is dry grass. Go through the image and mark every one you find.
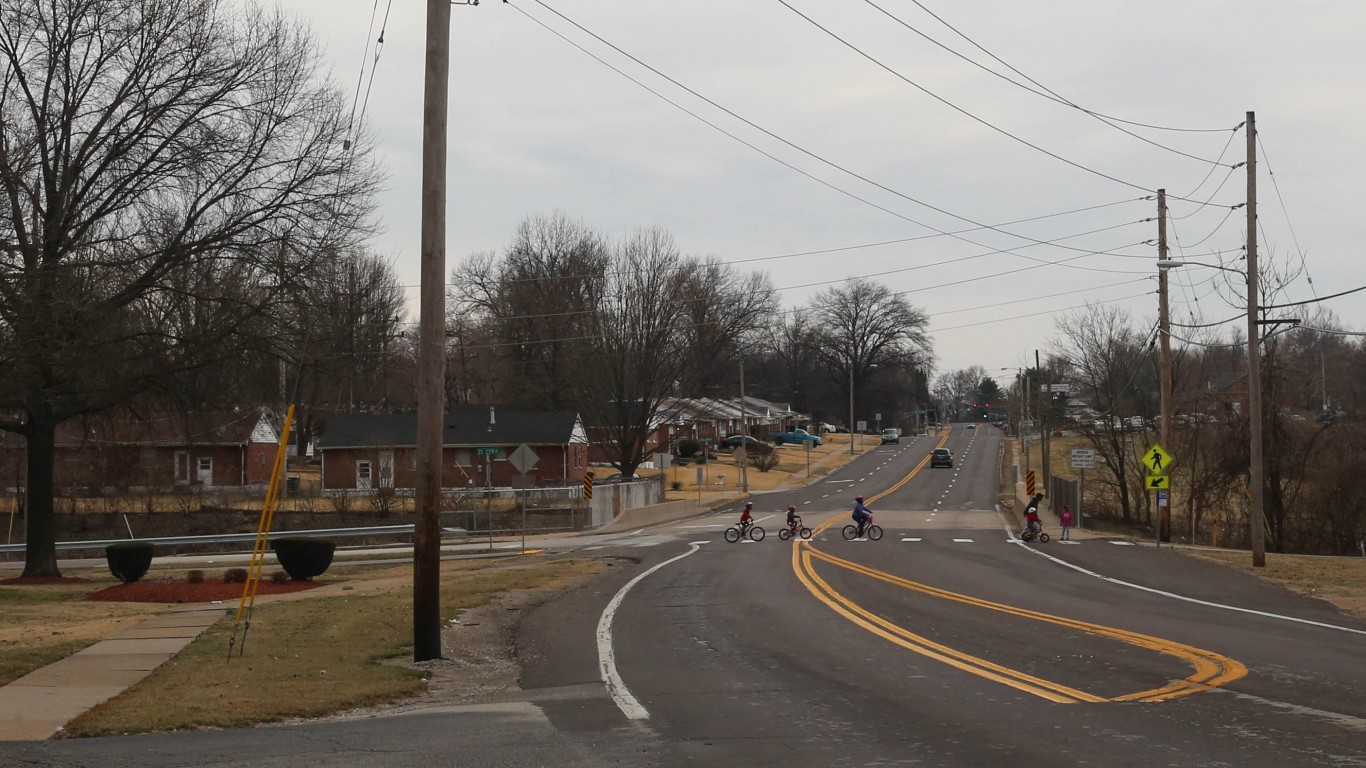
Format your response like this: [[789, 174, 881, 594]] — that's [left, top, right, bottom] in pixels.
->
[[0, 579, 167, 686], [660, 433, 869, 501], [62, 557, 612, 737]]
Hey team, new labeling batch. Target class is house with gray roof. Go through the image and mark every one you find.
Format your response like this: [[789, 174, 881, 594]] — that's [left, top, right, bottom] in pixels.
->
[[317, 405, 589, 491]]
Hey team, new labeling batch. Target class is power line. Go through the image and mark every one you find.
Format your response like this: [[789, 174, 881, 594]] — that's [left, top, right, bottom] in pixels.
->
[[774, 0, 1230, 203], [511, 0, 1155, 263], [858, 0, 1240, 163]]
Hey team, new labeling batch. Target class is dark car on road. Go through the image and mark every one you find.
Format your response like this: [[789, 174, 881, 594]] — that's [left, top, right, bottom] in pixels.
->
[[930, 448, 953, 468], [880, 428, 899, 444]]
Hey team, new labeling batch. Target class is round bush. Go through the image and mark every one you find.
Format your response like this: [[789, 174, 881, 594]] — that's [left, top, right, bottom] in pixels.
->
[[105, 542, 154, 583], [270, 537, 336, 581]]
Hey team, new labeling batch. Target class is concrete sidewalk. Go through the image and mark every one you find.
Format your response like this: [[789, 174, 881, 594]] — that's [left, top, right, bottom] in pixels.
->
[[0, 604, 226, 741]]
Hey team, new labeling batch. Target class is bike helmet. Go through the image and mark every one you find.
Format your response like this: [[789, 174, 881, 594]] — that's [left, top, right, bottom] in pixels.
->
[[788, 505, 797, 511], [855, 495, 863, 501], [744, 501, 753, 508]]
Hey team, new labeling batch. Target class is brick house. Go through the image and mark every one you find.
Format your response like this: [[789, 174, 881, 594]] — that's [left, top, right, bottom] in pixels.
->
[[317, 406, 589, 491], [0, 410, 280, 491]]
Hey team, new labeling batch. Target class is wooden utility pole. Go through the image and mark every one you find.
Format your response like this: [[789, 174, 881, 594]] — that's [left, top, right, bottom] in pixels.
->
[[1037, 349, 1049, 495], [1246, 111, 1266, 568], [414, 0, 450, 661], [1157, 188, 1173, 543], [739, 358, 748, 493]]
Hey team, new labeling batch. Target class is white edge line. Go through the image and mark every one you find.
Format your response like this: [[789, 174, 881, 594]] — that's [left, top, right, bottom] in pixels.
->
[[596, 543, 703, 720], [993, 506, 1366, 637]]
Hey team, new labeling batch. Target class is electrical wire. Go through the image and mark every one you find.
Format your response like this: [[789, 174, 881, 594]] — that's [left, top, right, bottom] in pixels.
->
[[858, 0, 1239, 164], [511, 0, 1154, 263], [774, 0, 1230, 203], [934, 291, 1155, 332], [1258, 133, 1315, 296]]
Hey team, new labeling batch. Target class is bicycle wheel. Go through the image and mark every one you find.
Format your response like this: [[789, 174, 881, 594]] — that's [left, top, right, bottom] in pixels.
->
[[778, 528, 792, 541], [842, 524, 857, 540], [748, 525, 766, 542], [867, 524, 884, 541], [724, 527, 741, 543], [1039, 532, 1051, 543], [799, 527, 813, 540]]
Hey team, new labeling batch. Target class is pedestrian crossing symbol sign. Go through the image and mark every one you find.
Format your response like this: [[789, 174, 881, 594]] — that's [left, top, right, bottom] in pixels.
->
[[1142, 443, 1173, 475]]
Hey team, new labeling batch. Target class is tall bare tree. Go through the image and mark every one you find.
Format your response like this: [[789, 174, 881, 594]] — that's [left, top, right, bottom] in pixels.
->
[[572, 227, 691, 476], [676, 259, 776, 396], [0, 0, 377, 576], [810, 279, 931, 428], [451, 213, 608, 408]]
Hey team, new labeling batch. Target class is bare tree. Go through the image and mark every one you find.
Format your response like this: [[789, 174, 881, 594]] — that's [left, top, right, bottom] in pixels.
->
[[676, 259, 777, 396], [0, 0, 378, 577], [572, 227, 691, 476], [810, 279, 931, 427], [451, 213, 609, 409], [1053, 305, 1149, 523]]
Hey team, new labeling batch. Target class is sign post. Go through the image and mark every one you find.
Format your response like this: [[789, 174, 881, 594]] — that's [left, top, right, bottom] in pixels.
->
[[1071, 448, 1094, 530], [1142, 443, 1175, 548]]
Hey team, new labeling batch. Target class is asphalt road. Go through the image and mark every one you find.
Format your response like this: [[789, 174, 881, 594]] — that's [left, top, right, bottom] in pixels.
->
[[8, 425, 1365, 767]]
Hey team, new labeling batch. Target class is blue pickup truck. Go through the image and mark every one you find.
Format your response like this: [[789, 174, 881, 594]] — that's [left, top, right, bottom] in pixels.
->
[[771, 428, 823, 446]]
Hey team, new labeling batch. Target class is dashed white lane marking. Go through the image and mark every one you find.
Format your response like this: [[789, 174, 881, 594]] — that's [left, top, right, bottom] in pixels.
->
[[584, 545, 606, 550], [953, 538, 974, 543], [1111, 541, 1136, 546], [1059, 540, 1079, 544], [598, 543, 703, 720], [689, 541, 711, 545], [802, 500, 812, 504], [901, 537, 922, 542]]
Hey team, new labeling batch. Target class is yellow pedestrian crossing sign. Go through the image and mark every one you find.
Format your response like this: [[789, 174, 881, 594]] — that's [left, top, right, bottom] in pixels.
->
[[1143, 443, 1173, 475], [1146, 475, 1170, 490]]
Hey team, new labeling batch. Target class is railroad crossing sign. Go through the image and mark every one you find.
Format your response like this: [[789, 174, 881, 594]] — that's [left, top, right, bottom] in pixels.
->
[[1142, 443, 1173, 475], [1070, 448, 1095, 470], [1146, 475, 1170, 490]]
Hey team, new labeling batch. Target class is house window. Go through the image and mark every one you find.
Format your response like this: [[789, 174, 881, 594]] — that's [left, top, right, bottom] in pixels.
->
[[198, 457, 212, 472], [259, 452, 266, 466], [454, 448, 472, 466]]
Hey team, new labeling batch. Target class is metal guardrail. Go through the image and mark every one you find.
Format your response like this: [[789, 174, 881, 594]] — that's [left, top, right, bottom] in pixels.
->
[[0, 525, 421, 554]]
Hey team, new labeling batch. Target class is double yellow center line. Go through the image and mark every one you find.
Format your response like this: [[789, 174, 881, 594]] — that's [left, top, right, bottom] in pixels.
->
[[793, 428, 1247, 703]]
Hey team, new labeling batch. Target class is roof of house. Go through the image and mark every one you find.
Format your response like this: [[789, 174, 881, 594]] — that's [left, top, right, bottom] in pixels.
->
[[41, 410, 276, 449], [318, 406, 585, 449]]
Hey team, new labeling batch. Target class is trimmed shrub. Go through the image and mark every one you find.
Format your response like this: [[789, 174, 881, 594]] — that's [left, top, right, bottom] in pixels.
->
[[677, 439, 702, 459], [750, 450, 781, 472], [269, 570, 290, 584], [670, 481, 684, 491], [186, 570, 205, 584], [223, 567, 249, 584], [105, 542, 154, 583], [270, 537, 336, 581]]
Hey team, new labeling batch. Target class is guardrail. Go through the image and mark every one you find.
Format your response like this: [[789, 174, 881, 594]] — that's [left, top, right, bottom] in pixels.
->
[[0, 525, 422, 555]]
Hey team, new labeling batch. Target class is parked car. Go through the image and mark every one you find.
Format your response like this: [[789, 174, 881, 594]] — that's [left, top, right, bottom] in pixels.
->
[[880, 428, 899, 444], [965, 424, 976, 430], [772, 428, 823, 446], [722, 435, 774, 454], [930, 448, 953, 468]]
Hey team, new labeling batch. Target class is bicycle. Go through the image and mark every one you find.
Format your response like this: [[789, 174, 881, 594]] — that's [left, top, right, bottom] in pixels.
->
[[778, 516, 813, 541], [724, 520, 766, 543], [841, 515, 883, 541], [1020, 526, 1050, 543]]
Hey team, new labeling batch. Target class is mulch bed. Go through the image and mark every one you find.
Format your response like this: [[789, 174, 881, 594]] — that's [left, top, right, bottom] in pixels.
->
[[87, 579, 323, 604]]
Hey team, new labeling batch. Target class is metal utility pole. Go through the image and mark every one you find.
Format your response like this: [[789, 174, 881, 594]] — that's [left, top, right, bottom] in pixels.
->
[[739, 358, 748, 493], [848, 358, 855, 456], [1037, 349, 1049, 494], [413, 0, 450, 662], [1157, 188, 1173, 543], [1246, 111, 1266, 568]]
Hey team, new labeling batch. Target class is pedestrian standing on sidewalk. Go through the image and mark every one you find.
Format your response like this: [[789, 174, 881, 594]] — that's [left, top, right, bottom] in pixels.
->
[[1059, 504, 1074, 540]]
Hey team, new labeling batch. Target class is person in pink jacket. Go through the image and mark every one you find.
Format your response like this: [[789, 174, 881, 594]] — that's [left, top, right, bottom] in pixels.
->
[[1059, 504, 1074, 540]]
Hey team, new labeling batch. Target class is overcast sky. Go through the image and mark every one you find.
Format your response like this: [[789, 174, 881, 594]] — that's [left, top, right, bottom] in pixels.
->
[[280, 0, 1363, 380]]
